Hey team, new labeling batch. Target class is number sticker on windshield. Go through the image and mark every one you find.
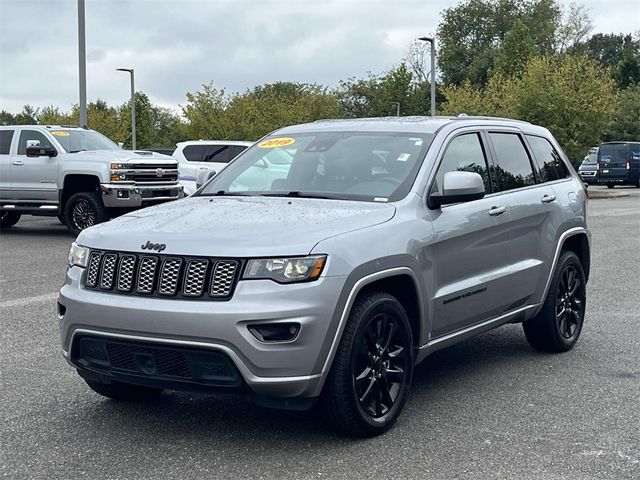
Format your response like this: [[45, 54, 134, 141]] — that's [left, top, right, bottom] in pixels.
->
[[258, 137, 295, 148], [51, 131, 70, 136]]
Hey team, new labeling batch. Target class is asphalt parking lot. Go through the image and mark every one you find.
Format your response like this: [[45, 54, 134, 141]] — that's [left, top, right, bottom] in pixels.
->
[[1, 186, 639, 479]]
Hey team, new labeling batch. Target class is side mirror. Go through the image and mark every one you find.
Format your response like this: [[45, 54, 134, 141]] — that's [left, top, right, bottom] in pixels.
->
[[428, 171, 485, 208], [26, 144, 57, 158], [196, 169, 217, 189]]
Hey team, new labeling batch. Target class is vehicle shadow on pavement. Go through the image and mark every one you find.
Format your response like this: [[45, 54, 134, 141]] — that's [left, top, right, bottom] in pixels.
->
[[74, 324, 542, 444], [0, 223, 73, 237]]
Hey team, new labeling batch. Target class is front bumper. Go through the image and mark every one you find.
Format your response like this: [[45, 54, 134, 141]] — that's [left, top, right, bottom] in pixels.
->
[[100, 183, 184, 208], [58, 267, 346, 398]]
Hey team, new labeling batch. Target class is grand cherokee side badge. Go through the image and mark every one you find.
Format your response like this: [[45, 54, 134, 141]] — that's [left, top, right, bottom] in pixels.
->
[[141, 241, 166, 252]]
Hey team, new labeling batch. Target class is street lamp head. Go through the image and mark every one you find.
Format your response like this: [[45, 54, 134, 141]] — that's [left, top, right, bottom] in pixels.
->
[[116, 68, 134, 73], [418, 36, 434, 43]]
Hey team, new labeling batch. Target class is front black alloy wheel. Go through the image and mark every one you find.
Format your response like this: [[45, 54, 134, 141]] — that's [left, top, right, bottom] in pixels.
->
[[63, 191, 109, 235], [354, 312, 410, 418], [523, 251, 586, 352], [323, 291, 414, 437]]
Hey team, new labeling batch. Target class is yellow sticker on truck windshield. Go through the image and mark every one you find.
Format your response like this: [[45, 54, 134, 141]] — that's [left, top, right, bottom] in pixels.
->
[[258, 137, 295, 148], [51, 131, 70, 136]]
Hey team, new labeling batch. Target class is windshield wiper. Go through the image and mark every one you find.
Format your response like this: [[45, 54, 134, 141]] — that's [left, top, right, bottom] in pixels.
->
[[260, 191, 346, 200], [70, 149, 86, 153], [198, 190, 254, 197]]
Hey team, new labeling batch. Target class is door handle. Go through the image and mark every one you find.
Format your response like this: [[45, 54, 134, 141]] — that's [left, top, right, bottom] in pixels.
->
[[12, 160, 24, 166], [488, 206, 507, 216], [541, 194, 557, 203]]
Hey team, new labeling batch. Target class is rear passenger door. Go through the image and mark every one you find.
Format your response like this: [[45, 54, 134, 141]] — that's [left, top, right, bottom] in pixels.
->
[[486, 131, 566, 308], [429, 131, 515, 338], [0, 129, 15, 201]]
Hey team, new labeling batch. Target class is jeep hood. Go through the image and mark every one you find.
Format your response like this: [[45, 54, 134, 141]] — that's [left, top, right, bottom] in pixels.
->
[[72, 149, 176, 164], [78, 196, 396, 257]]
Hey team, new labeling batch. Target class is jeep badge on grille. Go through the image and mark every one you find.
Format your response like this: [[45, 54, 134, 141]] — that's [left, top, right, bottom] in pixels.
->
[[141, 241, 166, 252]]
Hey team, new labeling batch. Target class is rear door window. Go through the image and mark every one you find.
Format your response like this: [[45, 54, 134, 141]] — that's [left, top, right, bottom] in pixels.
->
[[203, 145, 231, 163], [0, 130, 14, 154], [526, 135, 568, 182], [488, 132, 536, 191]]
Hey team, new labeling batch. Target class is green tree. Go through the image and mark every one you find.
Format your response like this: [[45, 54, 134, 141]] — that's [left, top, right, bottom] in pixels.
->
[[441, 55, 616, 162], [338, 63, 431, 118], [437, 0, 562, 87], [181, 83, 231, 140], [495, 19, 537, 77], [605, 84, 640, 141], [225, 82, 340, 140]]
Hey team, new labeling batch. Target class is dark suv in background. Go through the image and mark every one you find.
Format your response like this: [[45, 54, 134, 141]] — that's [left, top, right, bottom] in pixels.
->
[[597, 142, 640, 188]]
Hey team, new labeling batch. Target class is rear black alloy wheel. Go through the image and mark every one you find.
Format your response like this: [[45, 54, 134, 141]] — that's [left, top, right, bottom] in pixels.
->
[[523, 251, 586, 352], [323, 291, 414, 437], [556, 265, 583, 340], [0, 211, 21, 228]]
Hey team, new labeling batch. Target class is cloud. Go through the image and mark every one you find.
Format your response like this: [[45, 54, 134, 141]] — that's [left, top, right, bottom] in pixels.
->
[[0, 0, 637, 114]]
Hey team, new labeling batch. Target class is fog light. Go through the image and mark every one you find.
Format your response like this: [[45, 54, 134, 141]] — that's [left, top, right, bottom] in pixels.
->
[[248, 323, 300, 342], [116, 190, 129, 199]]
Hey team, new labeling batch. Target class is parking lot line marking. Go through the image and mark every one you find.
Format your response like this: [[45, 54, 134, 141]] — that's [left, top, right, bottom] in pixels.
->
[[0, 292, 58, 308]]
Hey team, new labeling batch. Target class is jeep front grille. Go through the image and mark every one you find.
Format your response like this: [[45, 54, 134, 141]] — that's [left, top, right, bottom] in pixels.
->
[[84, 250, 242, 300]]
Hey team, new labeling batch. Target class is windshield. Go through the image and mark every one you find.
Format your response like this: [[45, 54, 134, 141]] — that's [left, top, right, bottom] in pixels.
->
[[198, 131, 433, 202], [50, 129, 120, 153], [582, 153, 597, 165]]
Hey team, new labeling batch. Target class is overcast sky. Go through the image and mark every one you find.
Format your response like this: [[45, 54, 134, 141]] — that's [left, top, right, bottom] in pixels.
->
[[0, 0, 638, 114]]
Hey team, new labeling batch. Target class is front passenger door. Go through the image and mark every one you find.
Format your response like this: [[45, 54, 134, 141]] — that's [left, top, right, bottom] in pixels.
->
[[428, 131, 515, 338], [11, 129, 59, 202]]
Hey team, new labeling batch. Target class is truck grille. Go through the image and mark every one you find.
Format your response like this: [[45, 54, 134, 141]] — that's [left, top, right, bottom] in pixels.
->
[[85, 250, 241, 300], [120, 162, 179, 184]]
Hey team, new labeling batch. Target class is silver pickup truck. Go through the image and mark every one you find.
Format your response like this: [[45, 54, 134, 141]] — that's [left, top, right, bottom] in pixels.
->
[[0, 125, 183, 234]]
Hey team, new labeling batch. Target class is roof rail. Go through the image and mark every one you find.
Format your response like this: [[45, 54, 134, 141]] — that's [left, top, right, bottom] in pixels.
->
[[452, 114, 530, 124]]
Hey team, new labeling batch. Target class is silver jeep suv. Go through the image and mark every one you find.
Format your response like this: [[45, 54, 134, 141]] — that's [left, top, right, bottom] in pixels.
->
[[59, 116, 590, 436]]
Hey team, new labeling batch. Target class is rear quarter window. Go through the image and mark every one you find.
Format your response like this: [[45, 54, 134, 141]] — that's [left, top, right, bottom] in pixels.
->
[[526, 135, 569, 182]]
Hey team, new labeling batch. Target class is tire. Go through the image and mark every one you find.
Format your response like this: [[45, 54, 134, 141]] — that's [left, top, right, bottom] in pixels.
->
[[322, 291, 414, 437], [64, 191, 109, 235], [607, 184, 614, 189], [0, 211, 21, 228], [84, 379, 163, 401], [57, 214, 66, 225], [523, 251, 586, 353]]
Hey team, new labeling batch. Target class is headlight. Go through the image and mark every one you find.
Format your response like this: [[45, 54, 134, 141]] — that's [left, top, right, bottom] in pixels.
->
[[110, 162, 126, 169], [68, 242, 89, 268], [243, 255, 326, 283]]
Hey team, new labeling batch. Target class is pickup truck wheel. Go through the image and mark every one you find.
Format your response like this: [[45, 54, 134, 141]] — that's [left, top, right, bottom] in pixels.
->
[[0, 211, 21, 228], [64, 191, 109, 235], [607, 184, 615, 189], [84, 379, 163, 401], [323, 292, 414, 437], [57, 214, 66, 225], [523, 251, 586, 353]]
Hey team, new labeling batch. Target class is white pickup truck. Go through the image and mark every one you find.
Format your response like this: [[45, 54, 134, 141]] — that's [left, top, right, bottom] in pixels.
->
[[0, 125, 183, 234]]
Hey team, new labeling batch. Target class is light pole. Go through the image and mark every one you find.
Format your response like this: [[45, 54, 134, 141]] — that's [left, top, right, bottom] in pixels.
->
[[391, 102, 401, 117], [418, 36, 436, 117], [116, 68, 136, 150], [77, 0, 87, 127]]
